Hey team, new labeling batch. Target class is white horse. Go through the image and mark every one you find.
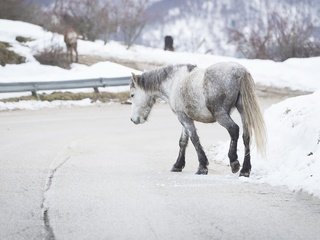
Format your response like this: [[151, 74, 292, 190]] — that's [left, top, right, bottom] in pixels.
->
[[130, 63, 266, 177]]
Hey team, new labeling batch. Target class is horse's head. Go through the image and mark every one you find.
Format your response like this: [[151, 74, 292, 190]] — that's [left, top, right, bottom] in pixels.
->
[[130, 73, 156, 124]]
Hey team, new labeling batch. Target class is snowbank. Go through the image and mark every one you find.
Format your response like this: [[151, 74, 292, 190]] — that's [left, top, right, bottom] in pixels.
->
[[208, 91, 320, 197], [0, 99, 94, 111], [0, 61, 140, 83], [1, 19, 319, 93]]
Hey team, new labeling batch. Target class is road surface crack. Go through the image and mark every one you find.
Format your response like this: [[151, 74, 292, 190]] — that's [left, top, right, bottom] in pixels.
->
[[41, 156, 70, 240]]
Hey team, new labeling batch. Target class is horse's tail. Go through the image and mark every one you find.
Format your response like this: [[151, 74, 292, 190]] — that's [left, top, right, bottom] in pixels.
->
[[239, 71, 266, 156]]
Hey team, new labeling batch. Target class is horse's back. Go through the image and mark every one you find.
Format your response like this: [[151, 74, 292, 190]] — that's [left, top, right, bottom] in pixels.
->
[[205, 62, 246, 88], [204, 62, 246, 113]]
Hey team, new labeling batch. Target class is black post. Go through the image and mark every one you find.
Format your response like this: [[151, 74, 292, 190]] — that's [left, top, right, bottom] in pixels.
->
[[164, 36, 174, 51]]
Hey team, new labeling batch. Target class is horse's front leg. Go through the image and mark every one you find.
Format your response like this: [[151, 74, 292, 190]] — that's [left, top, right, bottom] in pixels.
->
[[171, 128, 189, 172], [177, 113, 209, 175]]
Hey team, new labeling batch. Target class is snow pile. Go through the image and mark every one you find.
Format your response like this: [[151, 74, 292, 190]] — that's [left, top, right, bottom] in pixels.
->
[[208, 91, 320, 197], [0, 61, 140, 83], [0, 99, 94, 111]]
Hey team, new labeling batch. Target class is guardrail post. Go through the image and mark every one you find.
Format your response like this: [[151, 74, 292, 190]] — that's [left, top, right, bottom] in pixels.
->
[[31, 90, 39, 100], [93, 87, 99, 93]]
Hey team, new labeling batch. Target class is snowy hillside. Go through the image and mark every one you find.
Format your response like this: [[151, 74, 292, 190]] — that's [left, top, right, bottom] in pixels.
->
[[1, 19, 320, 94], [142, 0, 320, 56], [0, 19, 140, 101]]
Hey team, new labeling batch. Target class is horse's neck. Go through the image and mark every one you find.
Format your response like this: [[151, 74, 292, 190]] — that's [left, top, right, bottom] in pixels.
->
[[158, 68, 189, 102], [158, 80, 172, 102]]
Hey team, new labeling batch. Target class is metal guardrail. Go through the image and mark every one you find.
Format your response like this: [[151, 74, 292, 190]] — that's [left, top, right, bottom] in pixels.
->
[[0, 77, 131, 97]]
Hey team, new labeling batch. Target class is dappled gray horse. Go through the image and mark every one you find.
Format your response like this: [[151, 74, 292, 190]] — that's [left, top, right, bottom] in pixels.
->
[[130, 63, 266, 177]]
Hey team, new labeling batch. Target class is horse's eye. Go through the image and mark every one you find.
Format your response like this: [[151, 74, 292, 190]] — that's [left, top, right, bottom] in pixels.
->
[[130, 94, 134, 98]]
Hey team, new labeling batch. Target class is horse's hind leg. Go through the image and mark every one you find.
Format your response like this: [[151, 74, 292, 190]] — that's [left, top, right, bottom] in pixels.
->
[[237, 99, 251, 177], [240, 131, 251, 177], [215, 111, 240, 174], [171, 128, 188, 172], [177, 113, 209, 175]]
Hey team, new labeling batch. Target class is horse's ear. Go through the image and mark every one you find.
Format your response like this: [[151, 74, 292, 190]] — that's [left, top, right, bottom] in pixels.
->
[[131, 72, 138, 85]]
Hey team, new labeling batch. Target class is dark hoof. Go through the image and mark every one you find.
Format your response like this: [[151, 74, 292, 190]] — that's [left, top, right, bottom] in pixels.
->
[[239, 170, 251, 177], [171, 166, 183, 172], [230, 160, 240, 173], [195, 166, 208, 175]]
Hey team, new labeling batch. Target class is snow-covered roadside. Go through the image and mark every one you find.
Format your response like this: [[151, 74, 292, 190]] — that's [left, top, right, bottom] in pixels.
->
[[208, 91, 320, 197], [0, 99, 97, 111], [0, 60, 135, 101], [0, 19, 139, 100], [1, 19, 320, 94]]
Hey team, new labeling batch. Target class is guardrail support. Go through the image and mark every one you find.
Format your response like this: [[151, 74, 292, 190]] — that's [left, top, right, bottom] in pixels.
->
[[93, 87, 100, 93], [31, 90, 39, 100]]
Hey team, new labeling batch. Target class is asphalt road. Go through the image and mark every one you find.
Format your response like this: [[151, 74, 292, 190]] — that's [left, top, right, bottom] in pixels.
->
[[1, 102, 320, 240]]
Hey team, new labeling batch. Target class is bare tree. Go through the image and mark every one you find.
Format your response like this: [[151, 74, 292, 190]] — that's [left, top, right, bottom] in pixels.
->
[[0, 0, 44, 25], [228, 5, 320, 61], [228, 18, 272, 59], [45, 0, 149, 47], [51, 0, 117, 42], [98, 3, 119, 44], [118, 0, 149, 49], [268, 11, 319, 60]]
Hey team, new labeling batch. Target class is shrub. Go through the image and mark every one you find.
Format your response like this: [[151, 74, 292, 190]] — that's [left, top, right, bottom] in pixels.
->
[[229, 11, 320, 61], [15, 36, 34, 43], [1, 91, 130, 103], [34, 45, 70, 69], [0, 41, 26, 66]]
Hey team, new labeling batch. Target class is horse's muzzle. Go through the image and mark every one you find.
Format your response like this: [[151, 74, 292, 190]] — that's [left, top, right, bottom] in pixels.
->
[[131, 118, 140, 124], [131, 116, 147, 124]]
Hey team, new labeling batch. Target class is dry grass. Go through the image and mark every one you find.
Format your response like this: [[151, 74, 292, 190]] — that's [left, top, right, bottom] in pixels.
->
[[15, 36, 34, 43], [1, 91, 130, 103], [0, 41, 26, 66]]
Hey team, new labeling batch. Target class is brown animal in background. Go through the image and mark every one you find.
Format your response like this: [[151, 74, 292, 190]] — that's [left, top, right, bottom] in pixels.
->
[[64, 28, 78, 63]]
